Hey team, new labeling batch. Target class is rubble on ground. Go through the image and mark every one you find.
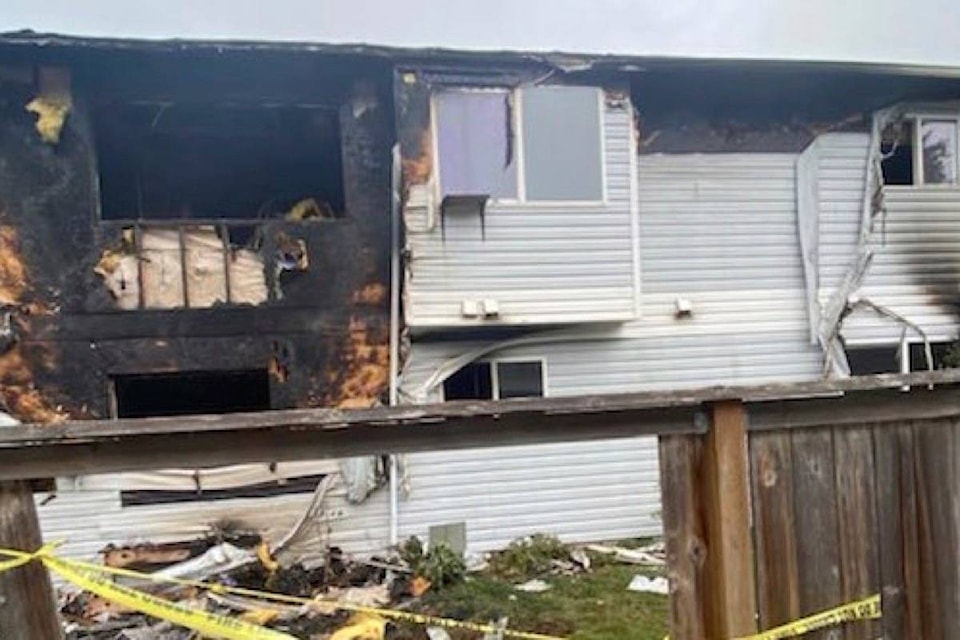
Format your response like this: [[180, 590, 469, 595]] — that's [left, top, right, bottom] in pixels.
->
[[58, 531, 665, 639]]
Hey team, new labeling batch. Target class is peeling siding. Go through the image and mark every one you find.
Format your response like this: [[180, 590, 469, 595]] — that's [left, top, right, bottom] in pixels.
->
[[36, 480, 390, 563], [815, 132, 960, 345], [404, 100, 638, 327], [393, 152, 821, 552]]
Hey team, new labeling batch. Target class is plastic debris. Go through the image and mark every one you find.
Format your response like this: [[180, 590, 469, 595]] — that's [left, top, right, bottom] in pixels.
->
[[514, 579, 551, 593], [626, 574, 669, 594]]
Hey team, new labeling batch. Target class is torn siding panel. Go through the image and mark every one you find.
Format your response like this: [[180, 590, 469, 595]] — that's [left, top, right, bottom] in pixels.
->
[[844, 188, 960, 344], [814, 132, 960, 345], [36, 484, 391, 565], [404, 95, 637, 327]]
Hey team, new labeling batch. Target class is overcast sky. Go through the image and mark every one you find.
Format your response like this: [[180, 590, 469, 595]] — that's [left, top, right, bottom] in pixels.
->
[[3, 0, 959, 66]]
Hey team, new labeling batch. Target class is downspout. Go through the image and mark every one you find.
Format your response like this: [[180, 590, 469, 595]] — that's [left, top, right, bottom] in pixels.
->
[[388, 144, 401, 547]]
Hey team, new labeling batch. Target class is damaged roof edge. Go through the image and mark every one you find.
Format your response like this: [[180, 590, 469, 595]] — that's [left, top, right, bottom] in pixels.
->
[[4, 30, 960, 79]]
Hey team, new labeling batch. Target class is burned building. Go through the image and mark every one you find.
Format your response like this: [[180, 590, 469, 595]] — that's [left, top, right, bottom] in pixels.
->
[[0, 35, 394, 423], [2, 32, 960, 563]]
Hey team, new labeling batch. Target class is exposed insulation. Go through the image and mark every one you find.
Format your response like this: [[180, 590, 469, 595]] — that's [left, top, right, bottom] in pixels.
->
[[185, 227, 228, 307], [228, 248, 268, 306], [95, 249, 140, 310], [286, 198, 335, 221], [25, 96, 72, 145], [141, 229, 185, 309]]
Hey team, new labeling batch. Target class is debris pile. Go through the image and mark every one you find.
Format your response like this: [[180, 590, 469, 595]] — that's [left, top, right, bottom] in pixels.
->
[[57, 526, 667, 639], [59, 531, 467, 640]]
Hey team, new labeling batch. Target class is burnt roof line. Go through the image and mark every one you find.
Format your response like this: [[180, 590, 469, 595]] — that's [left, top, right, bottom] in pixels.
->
[[3, 29, 960, 79]]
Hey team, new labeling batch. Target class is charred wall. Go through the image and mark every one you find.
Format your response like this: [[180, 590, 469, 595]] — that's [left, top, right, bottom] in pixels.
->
[[0, 50, 394, 422], [630, 67, 960, 153]]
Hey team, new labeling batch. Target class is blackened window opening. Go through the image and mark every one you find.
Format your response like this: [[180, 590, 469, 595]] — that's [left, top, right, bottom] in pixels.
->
[[96, 103, 345, 220], [443, 362, 493, 400], [881, 121, 915, 186], [113, 369, 270, 419]]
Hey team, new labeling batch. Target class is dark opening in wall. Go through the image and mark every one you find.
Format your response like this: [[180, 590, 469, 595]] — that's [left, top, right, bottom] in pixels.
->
[[95, 103, 345, 220], [113, 369, 270, 419], [443, 362, 493, 400], [881, 120, 914, 185], [846, 342, 951, 375]]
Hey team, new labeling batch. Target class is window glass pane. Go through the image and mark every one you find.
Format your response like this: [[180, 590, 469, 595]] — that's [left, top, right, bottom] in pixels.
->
[[521, 86, 603, 201], [496, 361, 544, 399], [436, 91, 517, 198], [443, 362, 493, 400], [921, 119, 958, 184]]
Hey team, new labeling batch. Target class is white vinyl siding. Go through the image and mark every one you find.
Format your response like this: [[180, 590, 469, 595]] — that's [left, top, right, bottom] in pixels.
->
[[816, 132, 960, 345], [404, 96, 637, 327], [391, 152, 822, 553]]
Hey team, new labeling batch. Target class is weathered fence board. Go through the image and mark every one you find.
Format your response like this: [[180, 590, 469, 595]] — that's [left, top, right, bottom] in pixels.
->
[[663, 386, 960, 640]]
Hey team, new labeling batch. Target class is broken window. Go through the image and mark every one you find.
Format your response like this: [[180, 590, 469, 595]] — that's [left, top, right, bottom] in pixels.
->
[[436, 90, 518, 199], [434, 85, 604, 202], [881, 121, 915, 186], [882, 116, 960, 186], [442, 360, 544, 400], [95, 103, 343, 220], [112, 369, 270, 419], [921, 119, 958, 185], [520, 86, 603, 201], [846, 342, 950, 375]]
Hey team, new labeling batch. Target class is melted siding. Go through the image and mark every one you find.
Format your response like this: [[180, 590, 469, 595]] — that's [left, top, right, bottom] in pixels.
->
[[816, 132, 960, 344]]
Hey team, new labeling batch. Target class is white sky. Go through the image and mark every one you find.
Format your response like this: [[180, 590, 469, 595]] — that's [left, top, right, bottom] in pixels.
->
[[3, 0, 960, 67]]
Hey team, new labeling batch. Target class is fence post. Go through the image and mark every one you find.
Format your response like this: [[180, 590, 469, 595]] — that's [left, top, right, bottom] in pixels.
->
[[702, 400, 757, 638], [0, 481, 63, 639]]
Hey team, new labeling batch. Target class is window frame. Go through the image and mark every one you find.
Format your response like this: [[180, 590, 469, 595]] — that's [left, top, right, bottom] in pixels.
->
[[883, 114, 960, 189], [430, 86, 607, 207], [441, 357, 548, 401]]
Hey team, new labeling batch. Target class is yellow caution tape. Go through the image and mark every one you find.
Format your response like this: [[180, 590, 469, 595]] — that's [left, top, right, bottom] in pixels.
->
[[663, 593, 881, 640], [0, 546, 565, 640], [42, 555, 297, 640], [0, 546, 294, 640], [736, 594, 880, 640]]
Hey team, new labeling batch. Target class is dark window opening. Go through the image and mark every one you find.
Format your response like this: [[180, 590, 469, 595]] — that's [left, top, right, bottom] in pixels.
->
[[113, 369, 270, 419], [846, 346, 898, 375], [442, 360, 544, 400], [443, 361, 493, 400], [881, 120, 914, 186], [121, 474, 325, 507], [114, 369, 298, 506], [846, 342, 952, 375], [95, 103, 344, 221]]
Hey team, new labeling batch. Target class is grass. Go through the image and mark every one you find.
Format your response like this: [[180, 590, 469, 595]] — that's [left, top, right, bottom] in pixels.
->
[[404, 559, 669, 640]]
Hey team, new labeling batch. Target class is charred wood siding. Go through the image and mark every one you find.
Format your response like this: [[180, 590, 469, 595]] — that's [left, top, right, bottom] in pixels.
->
[[0, 55, 394, 422]]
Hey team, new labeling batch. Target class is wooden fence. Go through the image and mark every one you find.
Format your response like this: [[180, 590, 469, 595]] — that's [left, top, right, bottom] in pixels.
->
[[2, 371, 960, 639], [661, 387, 960, 640]]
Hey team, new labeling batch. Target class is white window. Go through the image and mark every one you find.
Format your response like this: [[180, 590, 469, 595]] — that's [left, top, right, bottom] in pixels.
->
[[881, 115, 960, 187], [920, 119, 958, 185], [433, 86, 604, 203], [442, 360, 546, 400]]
